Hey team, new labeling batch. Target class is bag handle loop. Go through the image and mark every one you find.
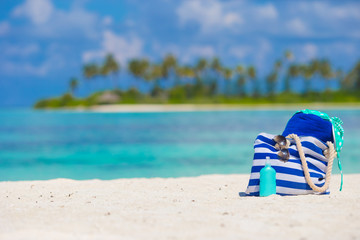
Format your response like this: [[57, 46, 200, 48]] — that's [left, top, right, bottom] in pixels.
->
[[287, 133, 336, 193]]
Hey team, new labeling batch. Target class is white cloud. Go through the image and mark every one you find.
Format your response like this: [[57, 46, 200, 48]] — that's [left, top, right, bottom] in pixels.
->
[[0, 42, 67, 77], [151, 43, 215, 63], [83, 30, 143, 64], [322, 42, 357, 59], [230, 39, 272, 66], [175, 0, 359, 39], [151, 43, 180, 59], [287, 2, 360, 38], [286, 18, 308, 36], [11, 0, 99, 39], [302, 43, 317, 60], [256, 4, 278, 20], [2, 43, 39, 57], [0, 21, 10, 36], [124, 19, 136, 28], [49, 7, 99, 39], [12, 0, 54, 25], [177, 0, 243, 32], [223, 13, 242, 26], [229, 46, 251, 59], [0, 48, 66, 77], [190, 46, 215, 57], [2, 61, 48, 76], [254, 39, 272, 68], [102, 16, 113, 26], [176, 1, 359, 39], [182, 45, 215, 62], [308, 2, 360, 20], [176, 1, 281, 34]]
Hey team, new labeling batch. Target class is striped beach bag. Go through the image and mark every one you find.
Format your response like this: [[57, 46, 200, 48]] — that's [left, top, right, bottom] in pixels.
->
[[245, 109, 344, 196]]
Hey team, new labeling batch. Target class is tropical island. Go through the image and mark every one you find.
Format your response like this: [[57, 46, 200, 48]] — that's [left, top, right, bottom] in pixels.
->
[[34, 51, 360, 109]]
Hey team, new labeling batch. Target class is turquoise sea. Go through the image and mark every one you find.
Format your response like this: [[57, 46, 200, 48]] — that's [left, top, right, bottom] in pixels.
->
[[0, 109, 359, 181]]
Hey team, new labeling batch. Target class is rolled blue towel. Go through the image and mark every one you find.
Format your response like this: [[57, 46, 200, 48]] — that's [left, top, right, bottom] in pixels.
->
[[282, 112, 334, 144]]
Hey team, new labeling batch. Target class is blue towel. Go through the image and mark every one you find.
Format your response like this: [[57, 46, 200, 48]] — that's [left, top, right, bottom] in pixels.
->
[[282, 112, 334, 144]]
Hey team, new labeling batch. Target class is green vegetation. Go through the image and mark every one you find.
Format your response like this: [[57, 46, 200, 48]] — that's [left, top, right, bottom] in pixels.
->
[[34, 52, 360, 109]]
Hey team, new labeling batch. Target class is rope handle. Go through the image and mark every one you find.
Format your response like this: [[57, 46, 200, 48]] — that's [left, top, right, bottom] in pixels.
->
[[287, 134, 336, 193]]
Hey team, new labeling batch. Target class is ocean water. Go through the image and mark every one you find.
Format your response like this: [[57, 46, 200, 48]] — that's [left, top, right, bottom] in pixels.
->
[[0, 109, 359, 181]]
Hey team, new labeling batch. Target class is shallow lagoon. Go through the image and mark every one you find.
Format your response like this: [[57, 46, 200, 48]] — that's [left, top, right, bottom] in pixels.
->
[[0, 109, 359, 180]]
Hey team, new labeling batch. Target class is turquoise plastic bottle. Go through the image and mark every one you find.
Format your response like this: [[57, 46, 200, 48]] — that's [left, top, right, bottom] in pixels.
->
[[260, 157, 276, 197]]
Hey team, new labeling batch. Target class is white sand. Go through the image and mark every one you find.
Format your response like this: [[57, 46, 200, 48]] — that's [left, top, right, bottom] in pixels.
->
[[72, 103, 360, 113], [1, 174, 359, 240]]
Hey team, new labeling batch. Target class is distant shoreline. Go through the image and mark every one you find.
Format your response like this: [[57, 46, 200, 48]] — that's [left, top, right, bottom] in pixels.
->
[[48, 103, 360, 113]]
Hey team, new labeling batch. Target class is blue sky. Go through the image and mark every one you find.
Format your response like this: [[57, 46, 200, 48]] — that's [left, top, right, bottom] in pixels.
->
[[0, 0, 360, 107]]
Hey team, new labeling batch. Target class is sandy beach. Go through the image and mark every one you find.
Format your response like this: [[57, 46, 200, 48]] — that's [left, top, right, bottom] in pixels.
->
[[1, 174, 359, 240], [70, 103, 360, 113]]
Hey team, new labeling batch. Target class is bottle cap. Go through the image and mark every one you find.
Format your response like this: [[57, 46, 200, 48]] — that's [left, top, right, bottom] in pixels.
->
[[266, 156, 271, 166]]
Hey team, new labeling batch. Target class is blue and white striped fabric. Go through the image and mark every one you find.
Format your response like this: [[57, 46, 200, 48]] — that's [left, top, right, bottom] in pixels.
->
[[245, 132, 330, 196]]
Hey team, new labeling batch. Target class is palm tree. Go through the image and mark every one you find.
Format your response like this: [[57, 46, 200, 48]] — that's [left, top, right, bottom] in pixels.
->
[[161, 54, 177, 81], [210, 57, 222, 95], [287, 64, 300, 93], [128, 58, 150, 78], [83, 63, 99, 81], [193, 58, 208, 97], [175, 65, 196, 98], [149, 63, 163, 97], [247, 66, 259, 97], [195, 58, 208, 77], [334, 69, 344, 90], [283, 50, 294, 92], [69, 77, 79, 95], [319, 59, 333, 91], [284, 50, 294, 61], [310, 59, 320, 73], [101, 54, 120, 89], [177, 65, 195, 79], [176, 65, 196, 83], [128, 58, 150, 89], [157, 54, 177, 97], [299, 64, 314, 95], [266, 71, 277, 97], [83, 63, 99, 91], [343, 61, 360, 91], [270, 60, 282, 95], [275, 60, 282, 71], [222, 67, 233, 96], [310, 59, 322, 92], [353, 62, 360, 91], [235, 65, 246, 97], [210, 57, 222, 73]]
